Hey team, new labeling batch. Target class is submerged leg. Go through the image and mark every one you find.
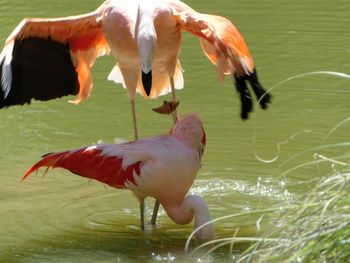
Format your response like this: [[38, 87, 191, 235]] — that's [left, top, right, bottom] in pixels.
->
[[150, 200, 160, 226], [140, 199, 145, 231]]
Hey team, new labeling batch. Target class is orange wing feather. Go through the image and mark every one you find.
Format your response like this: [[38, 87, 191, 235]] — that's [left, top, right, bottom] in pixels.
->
[[169, 0, 254, 80], [6, 6, 110, 104], [199, 14, 254, 74]]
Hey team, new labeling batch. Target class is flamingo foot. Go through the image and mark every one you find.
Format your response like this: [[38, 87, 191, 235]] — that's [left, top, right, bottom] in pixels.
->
[[152, 100, 180, 115]]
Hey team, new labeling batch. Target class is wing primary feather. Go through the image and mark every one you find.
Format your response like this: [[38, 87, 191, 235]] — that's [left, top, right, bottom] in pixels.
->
[[1, 9, 110, 108], [0, 37, 79, 108], [0, 42, 14, 100]]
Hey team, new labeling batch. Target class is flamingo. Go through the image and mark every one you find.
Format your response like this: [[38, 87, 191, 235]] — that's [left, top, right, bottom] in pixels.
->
[[0, 0, 271, 127], [21, 113, 214, 240], [1, 0, 270, 231]]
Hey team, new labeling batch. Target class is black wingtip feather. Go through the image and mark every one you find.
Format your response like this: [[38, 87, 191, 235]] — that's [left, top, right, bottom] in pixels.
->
[[234, 73, 253, 120], [234, 69, 272, 120], [247, 69, 272, 110], [0, 37, 79, 109]]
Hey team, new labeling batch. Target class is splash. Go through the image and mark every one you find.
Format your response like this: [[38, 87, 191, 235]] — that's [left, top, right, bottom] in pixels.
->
[[190, 178, 293, 202]]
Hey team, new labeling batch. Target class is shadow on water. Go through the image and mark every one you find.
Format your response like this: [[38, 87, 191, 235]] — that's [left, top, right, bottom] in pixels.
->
[[1, 228, 198, 262], [1, 219, 262, 263]]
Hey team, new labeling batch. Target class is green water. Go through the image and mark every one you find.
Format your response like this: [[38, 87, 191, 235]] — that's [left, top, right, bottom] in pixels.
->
[[0, 0, 349, 262]]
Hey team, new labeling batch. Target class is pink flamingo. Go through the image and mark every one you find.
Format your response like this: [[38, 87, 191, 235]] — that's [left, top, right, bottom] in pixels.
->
[[0, 0, 271, 132], [22, 113, 214, 240]]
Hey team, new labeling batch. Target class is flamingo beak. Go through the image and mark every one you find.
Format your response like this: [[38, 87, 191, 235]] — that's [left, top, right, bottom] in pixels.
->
[[142, 70, 152, 96]]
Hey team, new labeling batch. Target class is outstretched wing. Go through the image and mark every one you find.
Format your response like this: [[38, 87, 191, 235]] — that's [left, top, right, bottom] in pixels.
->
[[0, 5, 110, 108], [22, 145, 143, 189], [170, 0, 271, 120], [169, 0, 254, 81]]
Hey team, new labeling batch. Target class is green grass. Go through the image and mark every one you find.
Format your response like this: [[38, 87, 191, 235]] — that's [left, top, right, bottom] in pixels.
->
[[187, 154, 350, 262], [243, 170, 350, 262]]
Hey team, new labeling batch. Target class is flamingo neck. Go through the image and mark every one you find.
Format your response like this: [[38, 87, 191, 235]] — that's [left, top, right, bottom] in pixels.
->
[[136, 5, 157, 74], [163, 195, 215, 240]]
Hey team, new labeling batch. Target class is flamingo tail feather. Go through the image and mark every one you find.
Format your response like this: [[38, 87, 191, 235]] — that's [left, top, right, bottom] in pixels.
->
[[21, 147, 142, 189]]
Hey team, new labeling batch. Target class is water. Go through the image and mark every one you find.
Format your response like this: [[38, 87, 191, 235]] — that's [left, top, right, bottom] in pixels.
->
[[0, 0, 349, 261]]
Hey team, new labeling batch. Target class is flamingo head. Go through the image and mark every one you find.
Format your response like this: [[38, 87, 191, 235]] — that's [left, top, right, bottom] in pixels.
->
[[188, 195, 215, 241], [171, 114, 206, 158], [162, 194, 214, 241]]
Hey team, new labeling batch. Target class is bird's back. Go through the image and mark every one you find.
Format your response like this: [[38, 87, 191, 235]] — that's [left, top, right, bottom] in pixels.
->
[[125, 135, 200, 202], [129, 114, 205, 202]]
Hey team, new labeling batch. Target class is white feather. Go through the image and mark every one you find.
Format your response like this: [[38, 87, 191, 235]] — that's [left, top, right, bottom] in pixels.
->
[[0, 42, 14, 99], [107, 64, 127, 89], [157, 61, 184, 97], [174, 65, 184, 91]]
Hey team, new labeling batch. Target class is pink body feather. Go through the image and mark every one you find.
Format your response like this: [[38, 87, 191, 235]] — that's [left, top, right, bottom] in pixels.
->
[[22, 114, 214, 240]]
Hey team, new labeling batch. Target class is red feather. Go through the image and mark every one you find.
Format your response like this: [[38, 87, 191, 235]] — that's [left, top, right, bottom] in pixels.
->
[[22, 147, 142, 188]]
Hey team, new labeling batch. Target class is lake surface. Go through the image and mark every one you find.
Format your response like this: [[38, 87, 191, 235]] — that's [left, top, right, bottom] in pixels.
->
[[0, 0, 349, 262]]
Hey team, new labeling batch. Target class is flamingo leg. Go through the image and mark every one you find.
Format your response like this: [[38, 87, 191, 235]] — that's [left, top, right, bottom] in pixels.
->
[[131, 98, 146, 230], [169, 76, 180, 123], [150, 200, 160, 226], [140, 199, 145, 231], [132, 97, 163, 229], [131, 98, 139, 140], [150, 76, 180, 226]]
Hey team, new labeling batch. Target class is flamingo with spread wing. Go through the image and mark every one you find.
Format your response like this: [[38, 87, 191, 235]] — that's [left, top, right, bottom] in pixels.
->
[[22, 113, 214, 240], [0, 0, 271, 131]]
